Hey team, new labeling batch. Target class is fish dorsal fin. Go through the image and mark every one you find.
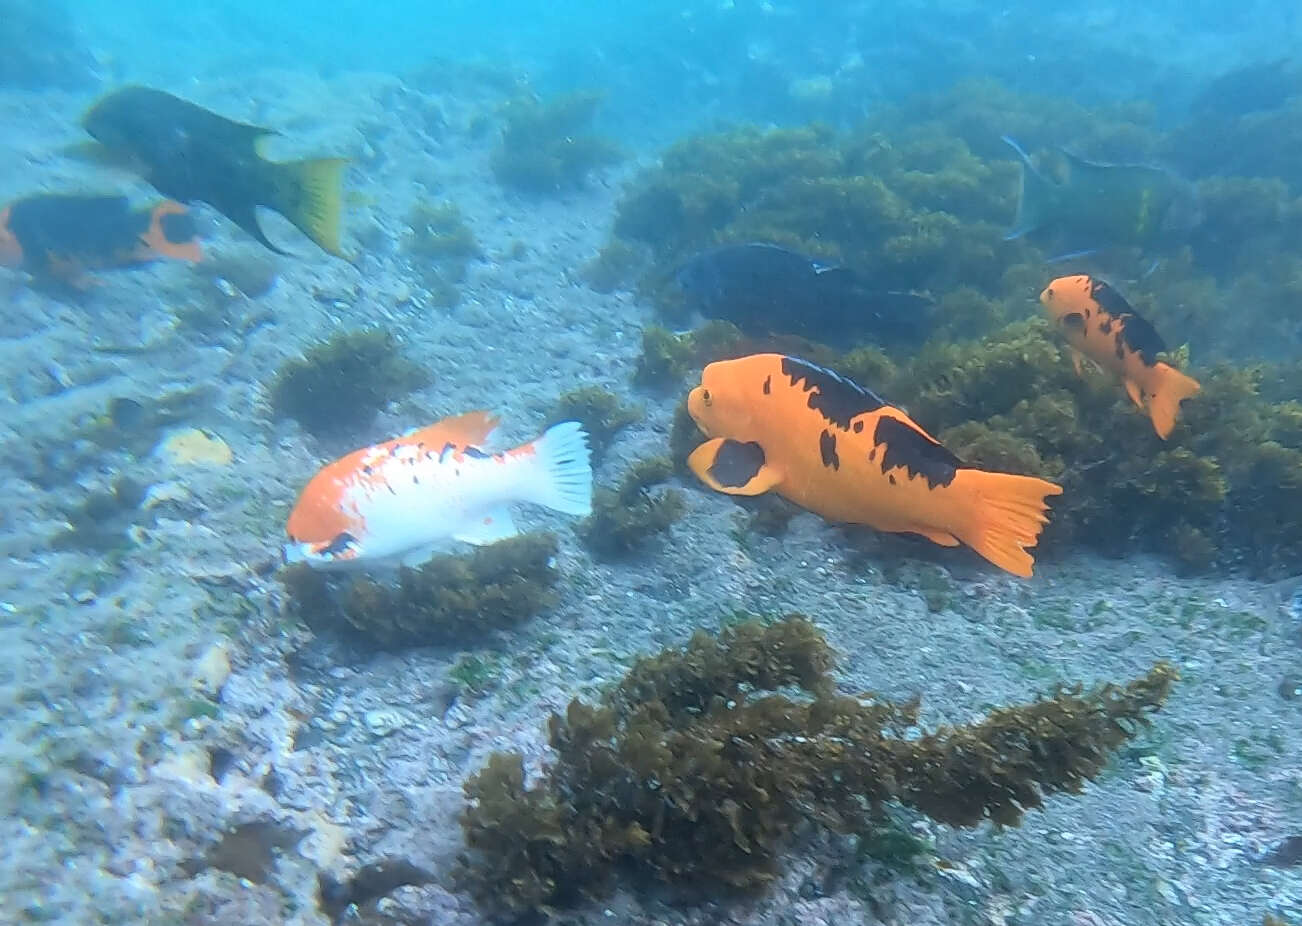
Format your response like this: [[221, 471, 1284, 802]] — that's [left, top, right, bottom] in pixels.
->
[[871, 412, 965, 490], [405, 410, 500, 451]]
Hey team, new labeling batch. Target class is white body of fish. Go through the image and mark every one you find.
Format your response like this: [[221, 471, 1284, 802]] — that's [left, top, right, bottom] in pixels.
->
[[285, 421, 592, 569]]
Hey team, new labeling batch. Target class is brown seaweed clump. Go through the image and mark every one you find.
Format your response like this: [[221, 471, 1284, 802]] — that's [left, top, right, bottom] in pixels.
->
[[459, 617, 1176, 913], [268, 328, 429, 440], [579, 457, 685, 558], [282, 533, 559, 647], [545, 386, 642, 461], [491, 91, 623, 194]]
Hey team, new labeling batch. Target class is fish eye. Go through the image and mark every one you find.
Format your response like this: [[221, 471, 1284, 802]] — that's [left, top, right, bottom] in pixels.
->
[[701, 389, 712, 406], [1045, 288, 1054, 298]]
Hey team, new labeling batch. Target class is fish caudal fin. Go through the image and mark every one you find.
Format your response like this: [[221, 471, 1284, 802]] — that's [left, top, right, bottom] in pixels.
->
[[141, 201, 202, 262], [953, 469, 1063, 578], [1001, 135, 1054, 241], [1146, 364, 1201, 440], [273, 157, 348, 256], [523, 421, 593, 517]]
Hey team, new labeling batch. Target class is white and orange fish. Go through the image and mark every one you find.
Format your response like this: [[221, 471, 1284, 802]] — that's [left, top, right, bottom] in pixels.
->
[[285, 411, 592, 569]]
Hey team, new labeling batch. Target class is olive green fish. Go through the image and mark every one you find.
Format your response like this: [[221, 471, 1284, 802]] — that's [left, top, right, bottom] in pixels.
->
[[1002, 136, 1200, 257], [81, 86, 347, 257]]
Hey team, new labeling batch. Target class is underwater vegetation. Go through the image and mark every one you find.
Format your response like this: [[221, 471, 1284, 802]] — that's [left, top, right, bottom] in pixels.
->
[[579, 457, 685, 558], [545, 386, 642, 462], [613, 77, 1302, 575], [490, 91, 624, 194], [268, 328, 429, 440], [281, 533, 558, 647], [459, 616, 1175, 913], [404, 200, 479, 307]]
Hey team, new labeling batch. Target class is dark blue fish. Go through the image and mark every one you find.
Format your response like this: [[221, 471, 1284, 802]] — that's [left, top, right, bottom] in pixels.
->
[[675, 242, 933, 346], [1003, 137, 1201, 260]]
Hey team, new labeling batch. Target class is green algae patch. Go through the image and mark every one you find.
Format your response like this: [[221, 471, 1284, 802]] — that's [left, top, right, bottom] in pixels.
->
[[458, 616, 1176, 913], [282, 533, 559, 647], [491, 91, 623, 194], [545, 386, 642, 462], [579, 457, 685, 558], [268, 328, 429, 440]]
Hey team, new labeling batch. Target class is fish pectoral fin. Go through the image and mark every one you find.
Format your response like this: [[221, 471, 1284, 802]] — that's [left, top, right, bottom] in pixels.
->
[[222, 200, 292, 256], [453, 506, 519, 545], [1124, 378, 1145, 408], [400, 543, 441, 568], [912, 527, 961, 547], [688, 438, 782, 496]]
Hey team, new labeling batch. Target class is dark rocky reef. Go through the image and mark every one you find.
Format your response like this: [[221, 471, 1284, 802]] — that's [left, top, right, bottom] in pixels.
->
[[459, 616, 1176, 914]]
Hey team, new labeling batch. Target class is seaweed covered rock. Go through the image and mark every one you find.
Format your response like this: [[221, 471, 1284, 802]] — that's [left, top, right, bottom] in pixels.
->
[[282, 533, 559, 647], [459, 617, 1176, 913], [579, 457, 685, 558], [268, 329, 428, 440], [545, 386, 642, 461], [491, 92, 623, 194]]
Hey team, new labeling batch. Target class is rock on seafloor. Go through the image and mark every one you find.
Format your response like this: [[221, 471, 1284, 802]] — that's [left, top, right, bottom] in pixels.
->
[[0, 68, 1298, 926]]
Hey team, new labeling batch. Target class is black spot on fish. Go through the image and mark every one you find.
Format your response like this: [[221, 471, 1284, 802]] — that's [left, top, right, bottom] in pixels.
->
[[1089, 278, 1165, 364], [1116, 313, 1166, 365], [853, 420, 864, 433], [160, 209, 196, 245], [320, 532, 357, 557], [1062, 312, 1086, 332], [888, 474, 896, 485], [362, 465, 373, 475], [1099, 317, 1114, 334], [709, 439, 767, 489], [819, 429, 840, 470], [463, 446, 491, 460], [868, 446, 877, 462], [780, 355, 886, 429], [872, 415, 965, 489], [762, 375, 771, 395], [438, 442, 456, 462]]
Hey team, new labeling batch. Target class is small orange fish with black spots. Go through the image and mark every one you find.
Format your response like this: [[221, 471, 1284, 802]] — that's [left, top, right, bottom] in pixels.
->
[[686, 353, 1063, 578], [1039, 274, 1200, 439]]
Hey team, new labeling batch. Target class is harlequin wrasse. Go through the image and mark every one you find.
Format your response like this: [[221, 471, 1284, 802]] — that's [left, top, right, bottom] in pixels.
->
[[285, 411, 592, 569], [685, 353, 1063, 577], [1039, 274, 1200, 439]]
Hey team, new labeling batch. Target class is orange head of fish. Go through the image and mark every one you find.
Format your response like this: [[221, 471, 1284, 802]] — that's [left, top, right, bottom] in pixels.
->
[[285, 464, 366, 566], [1039, 274, 1098, 323], [687, 354, 778, 440]]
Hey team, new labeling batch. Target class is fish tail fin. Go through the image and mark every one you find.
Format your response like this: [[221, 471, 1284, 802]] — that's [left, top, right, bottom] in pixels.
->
[[521, 421, 593, 517], [1001, 135, 1054, 241], [141, 201, 202, 262], [272, 157, 348, 256], [1147, 365, 1201, 440], [953, 469, 1063, 578]]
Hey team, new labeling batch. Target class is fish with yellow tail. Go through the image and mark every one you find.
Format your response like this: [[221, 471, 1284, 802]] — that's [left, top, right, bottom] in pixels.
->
[[1039, 275, 1200, 439], [686, 354, 1063, 578], [285, 411, 592, 569]]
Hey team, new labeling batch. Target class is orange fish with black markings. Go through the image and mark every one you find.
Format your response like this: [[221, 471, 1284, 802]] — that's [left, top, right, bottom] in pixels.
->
[[285, 411, 592, 570], [686, 353, 1063, 578], [0, 194, 201, 283], [1039, 274, 1200, 439]]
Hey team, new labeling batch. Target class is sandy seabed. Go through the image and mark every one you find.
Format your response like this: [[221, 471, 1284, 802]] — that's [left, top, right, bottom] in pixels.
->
[[0, 71, 1298, 926]]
